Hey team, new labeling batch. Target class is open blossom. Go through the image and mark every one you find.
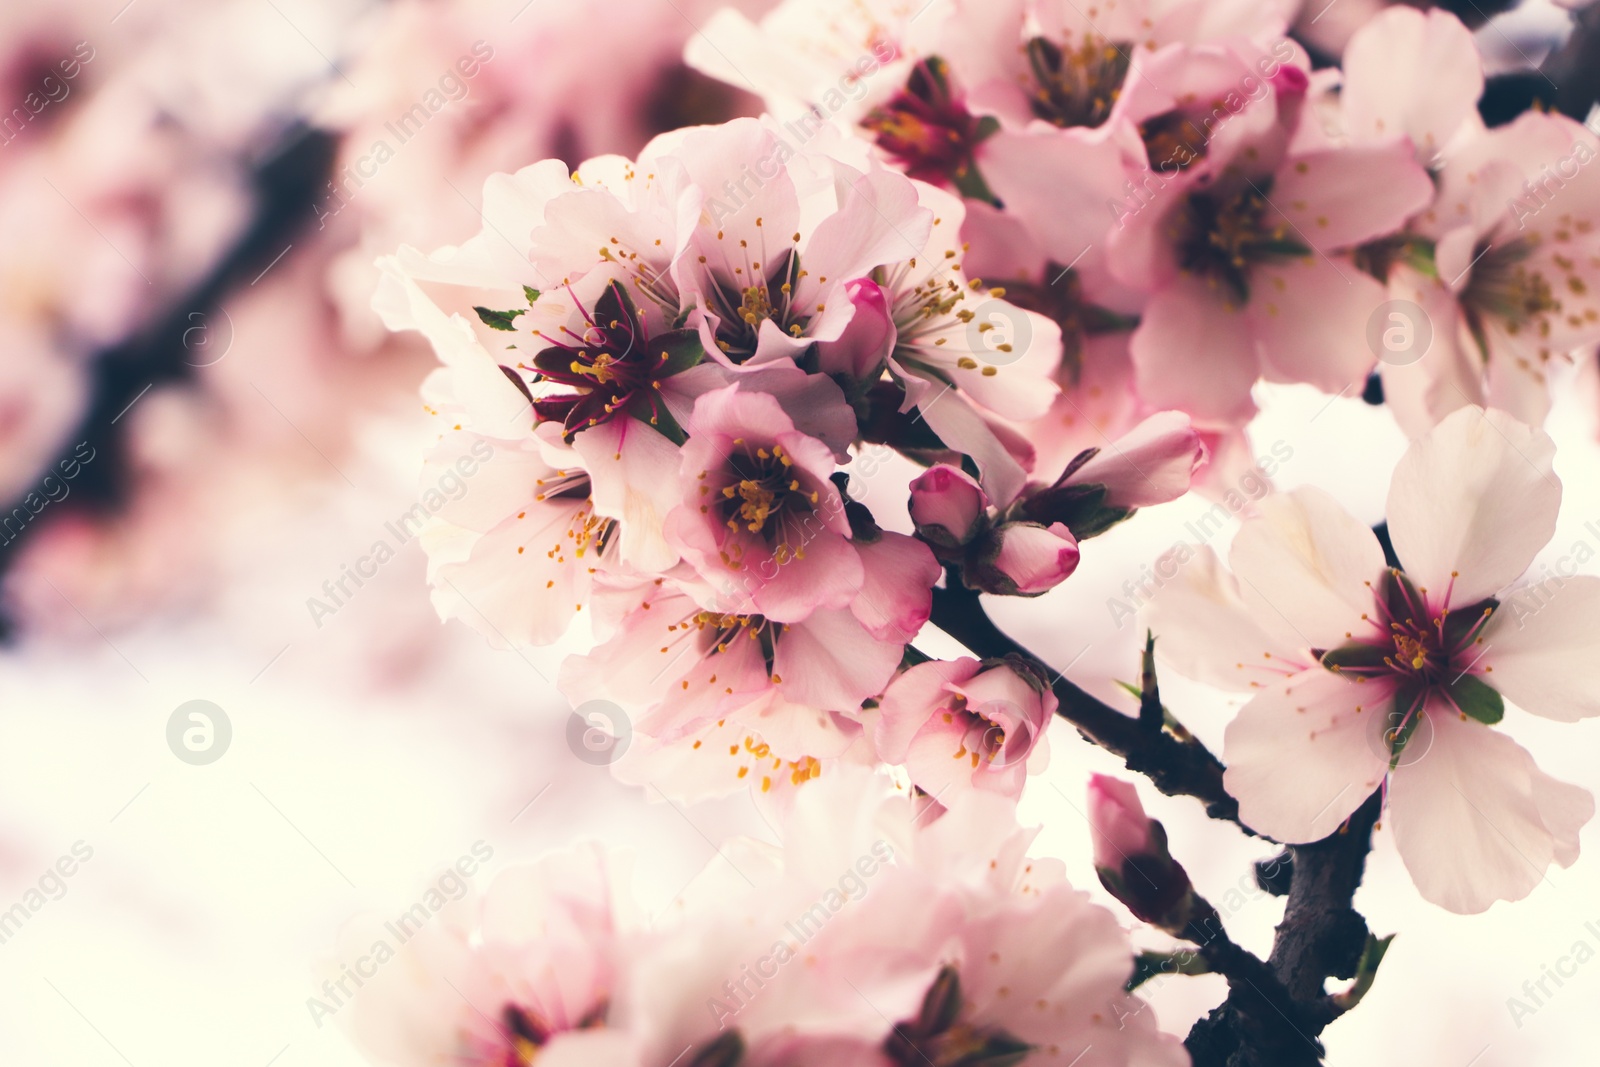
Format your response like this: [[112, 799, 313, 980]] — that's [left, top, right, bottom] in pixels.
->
[[436, 770, 1186, 1067], [1106, 43, 1435, 424], [1334, 9, 1600, 435], [667, 386, 864, 622], [1146, 406, 1597, 913], [557, 551, 933, 802], [330, 844, 632, 1067], [872, 657, 1055, 799]]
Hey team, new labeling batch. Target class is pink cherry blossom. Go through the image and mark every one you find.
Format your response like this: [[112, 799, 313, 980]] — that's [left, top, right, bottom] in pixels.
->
[[907, 463, 985, 546], [1147, 406, 1597, 912], [873, 657, 1056, 799], [666, 386, 864, 622], [1106, 43, 1435, 425], [1087, 774, 1156, 869], [987, 521, 1081, 595]]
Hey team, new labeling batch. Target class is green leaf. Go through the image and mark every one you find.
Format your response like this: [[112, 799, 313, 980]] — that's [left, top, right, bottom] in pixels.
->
[[1126, 949, 1212, 991], [1319, 642, 1391, 674], [522, 285, 541, 305], [1332, 933, 1395, 1011], [474, 306, 525, 331], [1449, 672, 1504, 725]]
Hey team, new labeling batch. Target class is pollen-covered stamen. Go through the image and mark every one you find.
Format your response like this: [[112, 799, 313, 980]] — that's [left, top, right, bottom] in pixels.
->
[[861, 57, 996, 199], [1459, 238, 1561, 352], [527, 280, 702, 440], [702, 248, 806, 363], [659, 607, 784, 691], [714, 442, 821, 563], [941, 695, 1010, 769], [1024, 35, 1131, 130], [1138, 110, 1211, 172], [1174, 183, 1310, 309], [1319, 569, 1504, 755]]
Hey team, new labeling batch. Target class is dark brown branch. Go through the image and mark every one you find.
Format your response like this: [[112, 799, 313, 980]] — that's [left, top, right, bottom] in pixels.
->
[[929, 581, 1241, 828], [1185, 791, 1383, 1066]]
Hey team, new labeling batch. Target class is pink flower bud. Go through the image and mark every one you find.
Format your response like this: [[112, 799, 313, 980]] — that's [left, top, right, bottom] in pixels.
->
[[1060, 411, 1206, 510], [909, 464, 987, 546], [991, 521, 1079, 594], [1088, 774, 1194, 931], [1088, 774, 1156, 870], [815, 278, 895, 382]]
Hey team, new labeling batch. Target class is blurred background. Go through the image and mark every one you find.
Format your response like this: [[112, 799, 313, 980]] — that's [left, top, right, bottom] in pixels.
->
[[3, 0, 1600, 1064]]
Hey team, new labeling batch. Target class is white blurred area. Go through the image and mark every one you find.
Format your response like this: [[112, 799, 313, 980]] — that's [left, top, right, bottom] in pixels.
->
[[5, 2, 1600, 1066]]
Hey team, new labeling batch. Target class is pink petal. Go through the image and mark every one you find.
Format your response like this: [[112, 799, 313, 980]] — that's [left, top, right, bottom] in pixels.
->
[[1389, 703, 1592, 913], [1249, 254, 1385, 395], [1229, 487, 1387, 650], [1480, 575, 1600, 722], [1387, 406, 1560, 604], [1131, 280, 1261, 424], [1270, 142, 1434, 253], [1222, 667, 1389, 843]]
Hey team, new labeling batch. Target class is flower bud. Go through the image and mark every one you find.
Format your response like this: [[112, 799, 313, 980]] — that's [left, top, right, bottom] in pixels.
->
[[986, 520, 1079, 595], [909, 464, 987, 547], [1088, 774, 1195, 932], [815, 278, 895, 383], [1059, 411, 1206, 510]]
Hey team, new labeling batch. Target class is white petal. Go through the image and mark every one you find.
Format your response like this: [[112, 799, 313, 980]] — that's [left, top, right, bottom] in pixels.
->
[[1144, 545, 1315, 693], [1229, 487, 1386, 650], [1387, 405, 1560, 604], [1482, 575, 1600, 721], [1222, 667, 1389, 843], [1389, 705, 1593, 913]]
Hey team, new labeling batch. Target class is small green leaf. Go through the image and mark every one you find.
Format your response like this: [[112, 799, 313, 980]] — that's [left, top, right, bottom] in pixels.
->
[[1449, 672, 1504, 725], [1332, 933, 1395, 1011], [474, 306, 525, 331], [522, 285, 541, 305], [1320, 642, 1391, 674]]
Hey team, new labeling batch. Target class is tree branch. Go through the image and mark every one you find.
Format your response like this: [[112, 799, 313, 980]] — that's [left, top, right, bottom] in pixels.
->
[[928, 581, 1241, 828], [1184, 790, 1383, 1066]]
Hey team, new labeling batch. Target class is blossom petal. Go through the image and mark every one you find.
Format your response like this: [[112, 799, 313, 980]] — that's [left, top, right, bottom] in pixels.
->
[[1389, 704, 1592, 913], [1131, 280, 1260, 424], [1145, 545, 1317, 693], [1480, 575, 1600, 721], [1249, 255, 1384, 396], [1341, 7, 1484, 162], [1269, 142, 1434, 253], [1229, 487, 1387, 650], [1386, 405, 1560, 605], [1222, 667, 1389, 843]]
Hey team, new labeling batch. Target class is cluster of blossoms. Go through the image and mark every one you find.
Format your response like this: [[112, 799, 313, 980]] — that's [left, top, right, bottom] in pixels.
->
[[327, 770, 1186, 1067], [379, 113, 1207, 806], [350, 0, 1600, 1062]]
